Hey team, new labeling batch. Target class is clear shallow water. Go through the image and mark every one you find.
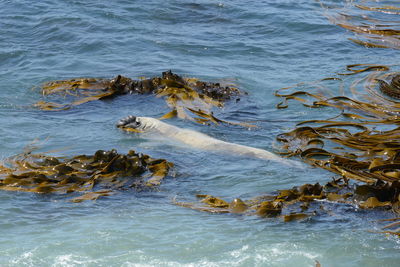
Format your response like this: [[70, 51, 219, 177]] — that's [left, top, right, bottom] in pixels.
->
[[1, 0, 400, 266]]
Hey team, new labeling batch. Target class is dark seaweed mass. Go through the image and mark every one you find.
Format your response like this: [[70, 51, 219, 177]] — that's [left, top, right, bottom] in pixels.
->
[[36, 70, 246, 126], [0, 149, 173, 202], [109, 70, 240, 101]]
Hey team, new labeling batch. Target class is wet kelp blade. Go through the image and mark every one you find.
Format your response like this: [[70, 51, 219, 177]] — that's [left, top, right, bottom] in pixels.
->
[[36, 78, 115, 110], [338, 64, 391, 76], [355, 5, 400, 15], [41, 78, 112, 95], [320, 0, 400, 49], [35, 71, 250, 127], [71, 190, 114, 203], [0, 149, 173, 201]]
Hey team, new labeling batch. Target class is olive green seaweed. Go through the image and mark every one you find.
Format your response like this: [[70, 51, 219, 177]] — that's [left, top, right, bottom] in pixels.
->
[[35, 70, 250, 127], [320, 0, 400, 49], [274, 64, 400, 235], [0, 148, 173, 202]]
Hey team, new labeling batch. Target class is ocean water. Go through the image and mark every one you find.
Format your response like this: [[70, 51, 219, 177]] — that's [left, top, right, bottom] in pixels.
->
[[1, 0, 400, 266]]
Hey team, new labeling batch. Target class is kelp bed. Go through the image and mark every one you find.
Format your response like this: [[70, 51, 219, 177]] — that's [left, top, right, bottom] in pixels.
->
[[320, 0, 400, 49], [275, 64, 400, 185], [273, 64, 400, 234], [35, 70, 248, 127], [0, 148, 173, 202], [172, 64, 400, 236], [30, 66, 400, 231], [12, 32, 400, 237]]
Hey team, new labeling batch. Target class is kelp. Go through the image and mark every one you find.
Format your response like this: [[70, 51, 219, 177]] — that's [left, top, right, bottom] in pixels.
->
[[275, 64, 400, 185], [35, 71, 249, 127], [274, 64, 400, 235], [0, 148, 173, 202], [174, 177, 400, 233], [320, 0, 400, 49], [175, 180, 332, 220], [377, 74, 400, 99]]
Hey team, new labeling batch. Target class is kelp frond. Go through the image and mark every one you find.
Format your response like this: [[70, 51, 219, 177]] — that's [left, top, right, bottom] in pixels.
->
[[175, 177, 400, 236], [0, 148, 173, 202]]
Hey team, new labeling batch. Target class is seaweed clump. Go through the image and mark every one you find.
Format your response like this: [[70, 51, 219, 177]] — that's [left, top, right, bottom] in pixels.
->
[[35, 71, 246, 126], [175, 180, 331, 221], [0, 149, 173, 202], [175, 177, 400, 227]]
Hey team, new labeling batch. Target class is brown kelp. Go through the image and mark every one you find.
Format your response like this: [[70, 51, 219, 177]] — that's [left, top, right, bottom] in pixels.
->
[[274, 64, 400, 235], [320, 0, 400, 49], [0, 148, 173, 202], [275, 64, 400, 184], [174, 182, 325, 221], [35, 71, 245, 126], [175, 177, 400, 229]]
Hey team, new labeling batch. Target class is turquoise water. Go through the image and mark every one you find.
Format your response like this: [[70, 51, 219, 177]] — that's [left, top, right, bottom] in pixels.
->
[[1, 0, 400, 266]]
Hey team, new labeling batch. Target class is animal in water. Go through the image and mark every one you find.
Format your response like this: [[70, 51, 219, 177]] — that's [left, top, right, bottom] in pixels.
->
[[117, 115, 302, 167]]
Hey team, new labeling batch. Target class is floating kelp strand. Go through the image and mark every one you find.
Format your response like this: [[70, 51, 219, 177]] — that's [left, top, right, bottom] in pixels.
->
[[70, 190, 114, 203], [339, 64, 391, 76], [315, 97, 400, 119], [348, 38, 392, 49], [41, 78, 111, 95], [274, 73, 398, 115], [337, 22, 400, 37], [34, 101, 71, 111], [355, 4, 400, 15], [381, 220, 400, 232], [320, 0, 400, 49], [277, 71, 400, 118], [0, 149, 173, 201]]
